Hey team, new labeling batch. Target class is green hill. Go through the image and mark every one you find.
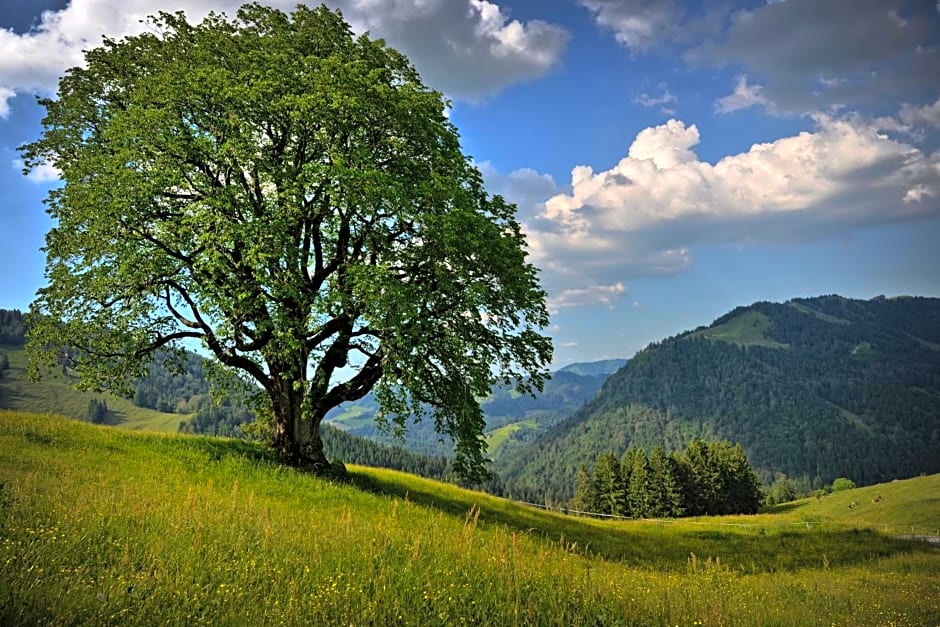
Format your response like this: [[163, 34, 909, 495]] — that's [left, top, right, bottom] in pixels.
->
[[1, 412, 938, 625], [764, 473, 940, 534], [500, 295, 940, 503], [0, 345, 182, 432]]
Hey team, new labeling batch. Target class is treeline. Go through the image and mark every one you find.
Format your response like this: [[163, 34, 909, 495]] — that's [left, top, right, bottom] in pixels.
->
[[572, 440, 763, 518], [321, 424, 453, 482], [0, 309, 26, 345], [178, 395, 255, 437], [133, 351, 212, 413]]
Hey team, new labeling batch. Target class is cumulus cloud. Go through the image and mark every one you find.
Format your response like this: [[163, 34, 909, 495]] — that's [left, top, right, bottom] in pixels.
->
[[345, 0, 569, 100], [578, 0, 679, 51], [715, 75, 769, 114], [486, 115, 940, 310], [12, 158, 61, 183], [0, 0, 568, 113], [689, 0, 940, 114]]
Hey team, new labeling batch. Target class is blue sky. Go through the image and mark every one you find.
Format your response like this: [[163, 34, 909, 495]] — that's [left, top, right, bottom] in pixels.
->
[[1, 0, 939, 367]]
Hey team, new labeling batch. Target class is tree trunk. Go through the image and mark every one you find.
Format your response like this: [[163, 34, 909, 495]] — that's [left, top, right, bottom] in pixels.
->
[[271, 379, 331, 474]]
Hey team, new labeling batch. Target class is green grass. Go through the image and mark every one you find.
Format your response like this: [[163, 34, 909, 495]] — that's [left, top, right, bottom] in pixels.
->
[[323, 403, 377, 430], [690, 310, 789, 349], [0, 345, 181, 433], [765, 474, 940, 535], [1, 412, 938, 625], [787, 301, 852, 325], [485, 419, 537, 454]]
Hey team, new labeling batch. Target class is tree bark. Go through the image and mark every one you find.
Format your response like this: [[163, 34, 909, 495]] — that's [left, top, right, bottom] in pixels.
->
[[271, 378, 331, 474]]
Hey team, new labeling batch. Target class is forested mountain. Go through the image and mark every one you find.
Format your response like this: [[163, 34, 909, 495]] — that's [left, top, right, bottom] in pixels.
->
[[498, 295, 940, 503], [324, 359, 626, 460]]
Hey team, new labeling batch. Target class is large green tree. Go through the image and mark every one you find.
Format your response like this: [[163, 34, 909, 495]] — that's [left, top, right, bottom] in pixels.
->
[[20, 3, 551, 480]]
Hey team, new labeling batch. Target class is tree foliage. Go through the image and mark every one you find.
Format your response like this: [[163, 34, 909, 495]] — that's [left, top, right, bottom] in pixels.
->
[[20, 3, 551, 479]]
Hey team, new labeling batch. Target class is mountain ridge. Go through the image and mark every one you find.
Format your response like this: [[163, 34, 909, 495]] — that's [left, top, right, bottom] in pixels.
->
[[498, 294, 940, 503]]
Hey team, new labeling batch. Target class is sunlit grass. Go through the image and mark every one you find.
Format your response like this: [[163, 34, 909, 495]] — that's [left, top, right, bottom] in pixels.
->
[[764, 474, 940, 535], [1, 411, 938, 625], [690, 310, 788, 349], [0, 346, 181, 432], [485, 419, 537, 454]]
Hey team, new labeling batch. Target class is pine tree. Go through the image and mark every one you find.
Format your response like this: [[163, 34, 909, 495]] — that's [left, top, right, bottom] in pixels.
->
[[572, 464, 598, 514], [620, 449, 638, 518], [594, 451, 626, 516], [628, 450, 652, 518]]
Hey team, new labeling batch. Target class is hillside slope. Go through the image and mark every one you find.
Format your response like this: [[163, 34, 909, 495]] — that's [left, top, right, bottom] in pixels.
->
[[500, 295, 940, 502], [1, 412, 937, 625], [0, 345, 182, 432]]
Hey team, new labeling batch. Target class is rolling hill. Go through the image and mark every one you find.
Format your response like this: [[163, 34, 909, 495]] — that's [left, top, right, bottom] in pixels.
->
[[499, 295, 940, 503], [0, 344, 183, 432], [1, 411, 937, 625]]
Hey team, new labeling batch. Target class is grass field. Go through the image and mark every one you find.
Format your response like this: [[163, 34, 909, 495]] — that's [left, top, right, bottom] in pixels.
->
[[0, 345, 181, 432], [1, 411, 937, 625], [485, 419, 538, 454], [765, 474, 940, 535], [690, 310, 789, 349]]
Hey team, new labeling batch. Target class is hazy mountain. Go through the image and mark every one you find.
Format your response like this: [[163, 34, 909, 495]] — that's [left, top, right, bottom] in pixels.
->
[[325, 359, 627, 460]]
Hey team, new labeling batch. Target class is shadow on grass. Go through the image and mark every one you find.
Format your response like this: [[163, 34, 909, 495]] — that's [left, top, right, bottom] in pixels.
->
[[349, 468, 936, 572], [762, 501, 806, 514], [143, 431, 277, 467], [102, 411, 128, 427]]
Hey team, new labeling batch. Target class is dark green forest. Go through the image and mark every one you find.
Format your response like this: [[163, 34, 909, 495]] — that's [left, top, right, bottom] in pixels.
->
[[573, 440, 763, 518], [0, 309, 25, 345], [500, 295, 940, 504]]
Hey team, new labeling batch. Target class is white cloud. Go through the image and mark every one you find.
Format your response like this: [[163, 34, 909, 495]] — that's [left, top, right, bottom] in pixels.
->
[[548, 283, 626, 312], [494, 115, 940, 310], [715, 75, 769, 114], [0, 0, 568, 113], [899, 97, 940, 129], [11, 158, 61, 183], [634, 83, 677, 114], [578, 0, 678, 52], [0, 87, 15, 118]]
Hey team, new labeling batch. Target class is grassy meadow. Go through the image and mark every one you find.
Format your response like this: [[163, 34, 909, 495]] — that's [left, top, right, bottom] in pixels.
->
[[1, 410, 938, 625], [0, 346, 181, 432]]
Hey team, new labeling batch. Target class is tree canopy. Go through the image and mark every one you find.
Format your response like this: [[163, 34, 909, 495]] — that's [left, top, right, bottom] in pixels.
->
[[20, 3, 551, 480]]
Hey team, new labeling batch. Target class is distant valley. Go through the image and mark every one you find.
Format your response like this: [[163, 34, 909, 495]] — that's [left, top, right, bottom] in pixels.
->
[[323, 358, 626, 462]]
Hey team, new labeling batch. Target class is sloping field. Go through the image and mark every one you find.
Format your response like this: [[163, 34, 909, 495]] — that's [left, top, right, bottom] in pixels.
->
[[0, 346, 181, 432], [1, 411, 937, 625], [766, 474, 940, 535]]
